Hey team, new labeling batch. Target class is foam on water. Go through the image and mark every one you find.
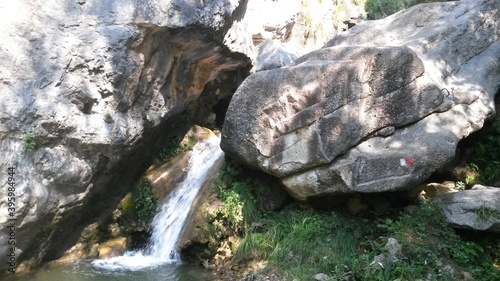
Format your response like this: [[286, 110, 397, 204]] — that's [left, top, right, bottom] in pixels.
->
[[92, 251, 166, 271], [92, 136, 224, 271]]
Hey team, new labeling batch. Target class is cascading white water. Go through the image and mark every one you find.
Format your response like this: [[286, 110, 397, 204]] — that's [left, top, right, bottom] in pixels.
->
[[92, 135, 224, 271], [146, 136, 224, 261]]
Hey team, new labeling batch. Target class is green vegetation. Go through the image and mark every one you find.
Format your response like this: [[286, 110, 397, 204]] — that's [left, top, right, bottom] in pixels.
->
[[365, 0, 405, 19], [365, 0, 436, 20], [156, 134, 197, 161], [89, 178, 157, 250], [467, 116, 500, 185], [301, 0, 322, 40], [132, 178, 157, 225], [213, 162, 261, 236], [475, 204, 500, 222], [23, 132, 36, 151], [236, 206, 374, 279], [205, 163, 499, 280], [234, 200, 500, 280], [117, 178, 158, 227], [155, 115, 197, 161]]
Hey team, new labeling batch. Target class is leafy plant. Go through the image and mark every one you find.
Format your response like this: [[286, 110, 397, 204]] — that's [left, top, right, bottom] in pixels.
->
[[213, 163, 261, 235], [132, 179, 157, 225], [454, 181, 466, 190], [216, 189, 244, 231], [23, 132, 36, 151], [156, 132, 198, 161]]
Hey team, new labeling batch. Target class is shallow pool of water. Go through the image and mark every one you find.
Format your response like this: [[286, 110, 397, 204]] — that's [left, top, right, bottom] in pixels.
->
[[4, 260, 214, 281]]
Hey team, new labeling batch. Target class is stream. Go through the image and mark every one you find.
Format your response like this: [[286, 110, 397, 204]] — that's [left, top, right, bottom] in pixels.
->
[[6, 134, 224, 281]]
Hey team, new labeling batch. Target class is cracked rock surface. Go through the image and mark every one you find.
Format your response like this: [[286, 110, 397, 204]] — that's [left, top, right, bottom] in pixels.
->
[[221, 0, 500, 200], [0, 0, 250, 272]]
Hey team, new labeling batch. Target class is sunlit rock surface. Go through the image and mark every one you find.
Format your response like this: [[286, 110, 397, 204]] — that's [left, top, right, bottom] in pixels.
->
[[221, 0, 500, 200], [224, 0, 367, 61], [439, 185, 500, 233], [0, 0, 250, 273]]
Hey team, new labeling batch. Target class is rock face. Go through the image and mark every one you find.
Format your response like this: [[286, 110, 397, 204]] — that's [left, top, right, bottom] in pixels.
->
[[224, 0, 367, 61], [0, 0, 251, 273], [439, 185, 500, 233], [221, 0, 500, 200]]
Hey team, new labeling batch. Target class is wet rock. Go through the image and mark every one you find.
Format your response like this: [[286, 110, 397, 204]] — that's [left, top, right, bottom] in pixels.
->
[[97, 237, 127, 259]]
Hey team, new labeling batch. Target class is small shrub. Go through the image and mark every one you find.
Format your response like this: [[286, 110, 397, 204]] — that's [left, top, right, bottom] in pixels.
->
[[23, 132, 36, 151], [132, 179, 157, 225], [214, 163, 261, 235], [216, 189, 244, 231]]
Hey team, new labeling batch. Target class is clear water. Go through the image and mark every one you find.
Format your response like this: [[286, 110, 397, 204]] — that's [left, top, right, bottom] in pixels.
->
[[3, 259, 214, 281]]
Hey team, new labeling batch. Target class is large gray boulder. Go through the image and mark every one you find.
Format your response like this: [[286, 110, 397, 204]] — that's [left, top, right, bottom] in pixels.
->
[[0, 0, 250, 273], [221, 0, 500, 200], [439, 185, 500, 233]]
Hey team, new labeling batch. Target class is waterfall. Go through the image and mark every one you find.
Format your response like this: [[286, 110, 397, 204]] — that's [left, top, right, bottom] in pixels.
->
[[146, 136, 224, 260], [92, 135, 224, 271]]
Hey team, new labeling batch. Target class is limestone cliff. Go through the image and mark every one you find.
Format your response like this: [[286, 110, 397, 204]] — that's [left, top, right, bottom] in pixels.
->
[[0, 0, 250, 273]]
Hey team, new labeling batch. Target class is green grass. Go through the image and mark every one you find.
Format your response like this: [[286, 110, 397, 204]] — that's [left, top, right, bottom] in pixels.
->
[[232, 200, 500, 280], [236, 206, 375, 279], [203, 162, 499, 280], [475, 204, 500, 222]]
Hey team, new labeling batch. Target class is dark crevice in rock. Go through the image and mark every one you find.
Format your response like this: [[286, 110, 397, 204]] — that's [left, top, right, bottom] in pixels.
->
[[127, 231, 151, 251], [306, 190, 419, 212], [430, 89, 500, 183], [213, 97, 231, 128]]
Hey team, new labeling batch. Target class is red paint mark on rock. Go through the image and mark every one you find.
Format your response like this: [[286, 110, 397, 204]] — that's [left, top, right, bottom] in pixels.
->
[[406, 158, 413, 166]]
